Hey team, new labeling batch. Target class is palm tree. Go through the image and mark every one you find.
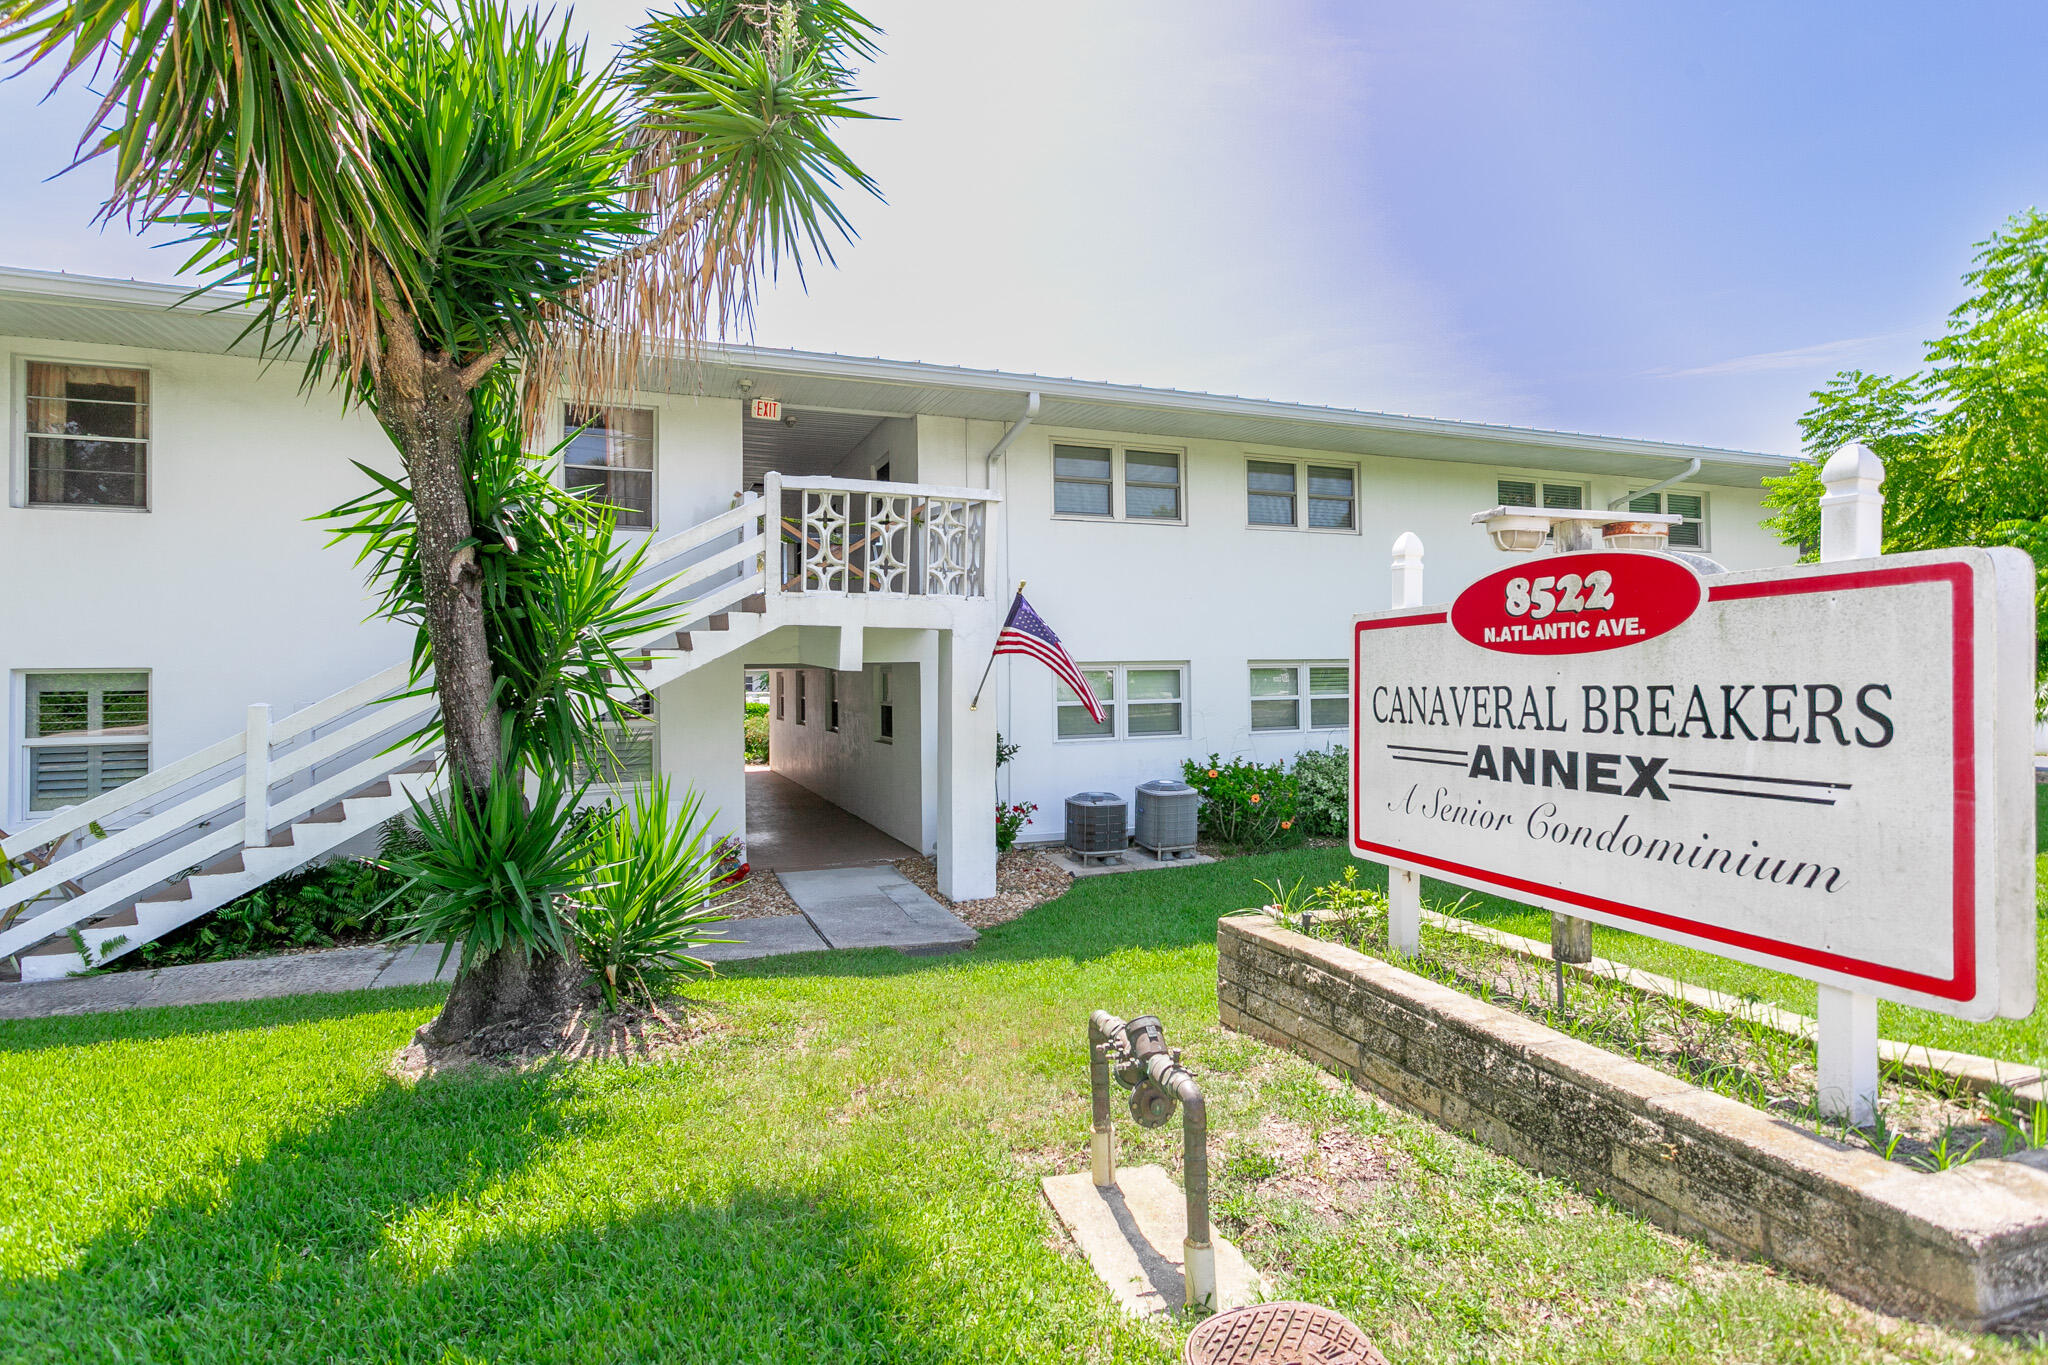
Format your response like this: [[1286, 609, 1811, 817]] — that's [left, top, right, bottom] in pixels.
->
[[3, 0, 878, 1038]]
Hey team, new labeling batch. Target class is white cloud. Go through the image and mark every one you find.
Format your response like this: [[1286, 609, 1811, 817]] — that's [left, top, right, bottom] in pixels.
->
[[1648, 333, 1911, 379]]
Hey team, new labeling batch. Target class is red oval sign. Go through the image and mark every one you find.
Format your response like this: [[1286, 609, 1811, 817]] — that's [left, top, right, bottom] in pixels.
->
[[1449, 551, 1703, 655]]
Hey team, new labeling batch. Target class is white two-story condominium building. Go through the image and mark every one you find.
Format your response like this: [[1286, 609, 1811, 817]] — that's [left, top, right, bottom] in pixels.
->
[[0, 266, 1797, 978]]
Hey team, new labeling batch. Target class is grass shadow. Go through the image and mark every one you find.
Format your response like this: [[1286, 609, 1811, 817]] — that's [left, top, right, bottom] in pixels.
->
[[0, 983, 449, 1054]]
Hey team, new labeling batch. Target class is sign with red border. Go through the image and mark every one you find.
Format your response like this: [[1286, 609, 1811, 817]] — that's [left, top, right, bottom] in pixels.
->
[[1351, 549, 2036, 1020]]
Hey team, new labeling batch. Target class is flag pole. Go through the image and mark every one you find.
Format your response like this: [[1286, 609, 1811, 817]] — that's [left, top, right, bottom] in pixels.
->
[[968, 580, 1025, 711]]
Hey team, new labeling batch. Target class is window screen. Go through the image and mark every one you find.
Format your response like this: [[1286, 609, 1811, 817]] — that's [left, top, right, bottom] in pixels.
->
[[1247, 461, 1297, 526], [1124, 450, 1181, 520], [563, 404, 655, 528], [1249, 666, 1300, 731], [1054, 444, 1114, 517], [1125, 668, 1184, 736], [1307, 466, 1355, 529], [26, 363, 150, 509], [1056, 668, 1116, 739], [1630, 489, 1707, 549]]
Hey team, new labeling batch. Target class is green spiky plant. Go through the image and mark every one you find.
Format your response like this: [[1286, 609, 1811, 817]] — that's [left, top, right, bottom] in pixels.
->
[[571, 778, 736, 1012], [4, 0, 880, 1044]]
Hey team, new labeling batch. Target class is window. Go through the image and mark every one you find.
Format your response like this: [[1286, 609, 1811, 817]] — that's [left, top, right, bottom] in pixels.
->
[[774, 671, 785, 720], [1496, 478, 1585, 511], [875, 667, 895, 743], [1629, 488, 1708, 550], [795, 671, 808, 725], [1055, 664, 1187, 741], [576, 693, 655, 787], [1053, 443, 1184, 521], [23, 671, 149, 813], [1249, 663, 1349, 733], [24, 362, 150, 509], [1054, 444, 1113, 517], [1248, 457, 1357, 530], [1124, 450, 1181, 520], [563, 403, 655, 529], [826, 673, 840, 732]]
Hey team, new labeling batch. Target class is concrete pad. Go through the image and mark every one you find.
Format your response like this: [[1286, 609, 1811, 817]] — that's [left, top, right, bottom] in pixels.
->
[[1033, 848, 1216, 879], [744, 769, 917, 872], [697, 914, 830, 961], [1041, 1164, 1267, 1316], [779, 866, 978, 954], [370, 944, 458, 989]]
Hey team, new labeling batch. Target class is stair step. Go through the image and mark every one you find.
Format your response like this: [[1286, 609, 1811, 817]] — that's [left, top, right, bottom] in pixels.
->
[[739, 594, 767, 614], [303, 802, 349, 825], [350, 779, 394, 800], [704, 613, 730, 631], [88, 906, 140, 930], [628, 656, 654, 672], [269, 829, 297, 848], [195, 850, 246, 878], [674, 633, 694, 651], [138, 879, 193, 905], [399, 757, 438, 775]]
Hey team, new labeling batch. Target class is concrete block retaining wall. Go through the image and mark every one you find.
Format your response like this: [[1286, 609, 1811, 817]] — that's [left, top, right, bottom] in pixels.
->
[[1218, 913, 2048, 1327]]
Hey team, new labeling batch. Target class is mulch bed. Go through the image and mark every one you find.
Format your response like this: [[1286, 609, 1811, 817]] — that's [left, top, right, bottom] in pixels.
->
[[391, 990, 722, 1076], [894, 850, 1072, 929], [712, 869, 804, 922]]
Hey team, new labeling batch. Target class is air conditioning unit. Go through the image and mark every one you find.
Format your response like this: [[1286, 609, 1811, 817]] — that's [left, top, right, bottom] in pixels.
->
[[1133, 780, 1199, 861], [1064, 791, 1128, 863]]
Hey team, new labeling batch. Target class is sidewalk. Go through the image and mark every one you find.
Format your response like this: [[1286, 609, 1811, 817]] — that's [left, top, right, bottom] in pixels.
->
[[0, 943, 455, 1021], [0, 865, 979, 1021]]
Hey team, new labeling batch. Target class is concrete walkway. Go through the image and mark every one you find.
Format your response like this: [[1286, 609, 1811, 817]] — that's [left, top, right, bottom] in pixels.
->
[[743, 769, 917, 872], [0, 868, 977, 1020], [0, 943, 455, 1020], [700, 865, 977, 961]]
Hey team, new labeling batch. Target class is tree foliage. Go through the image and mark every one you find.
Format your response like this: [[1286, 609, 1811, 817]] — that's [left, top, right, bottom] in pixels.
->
[[1763, 210, 2048, 680]]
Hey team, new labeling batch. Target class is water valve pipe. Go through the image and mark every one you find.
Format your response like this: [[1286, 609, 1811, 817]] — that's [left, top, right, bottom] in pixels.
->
[[1088, 1008, 1215, 1312]]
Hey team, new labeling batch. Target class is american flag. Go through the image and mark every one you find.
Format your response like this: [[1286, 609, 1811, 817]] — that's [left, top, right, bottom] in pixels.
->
[[993, 591, 1103, 722]]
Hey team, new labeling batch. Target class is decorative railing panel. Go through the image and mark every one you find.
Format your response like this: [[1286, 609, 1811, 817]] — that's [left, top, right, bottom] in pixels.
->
[[774, 477, 997, 599]]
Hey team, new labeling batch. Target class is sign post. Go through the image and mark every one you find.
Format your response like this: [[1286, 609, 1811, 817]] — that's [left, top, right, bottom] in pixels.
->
[[1388, 532, 1425, 957], [1352, 447, 2036, 1130], [1816, 443, 1887, 1123]]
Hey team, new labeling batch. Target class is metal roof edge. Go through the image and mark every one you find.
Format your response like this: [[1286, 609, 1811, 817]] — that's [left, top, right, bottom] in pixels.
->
[[0, 265, 1794, 470]]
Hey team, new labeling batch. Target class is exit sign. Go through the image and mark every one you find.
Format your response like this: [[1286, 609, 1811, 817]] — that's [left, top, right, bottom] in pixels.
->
[[751, 398, 782, 421]]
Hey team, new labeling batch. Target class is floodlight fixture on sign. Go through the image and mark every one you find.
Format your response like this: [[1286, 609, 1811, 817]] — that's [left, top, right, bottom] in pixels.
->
[[1469, 505, 1683, 555]]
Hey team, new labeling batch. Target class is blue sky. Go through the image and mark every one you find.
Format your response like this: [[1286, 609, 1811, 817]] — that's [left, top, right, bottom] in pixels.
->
[[2, 0, 2044, 455]]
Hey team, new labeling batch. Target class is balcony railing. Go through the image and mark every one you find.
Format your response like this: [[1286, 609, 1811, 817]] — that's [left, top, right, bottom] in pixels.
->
[[770, 475, 998, 598]]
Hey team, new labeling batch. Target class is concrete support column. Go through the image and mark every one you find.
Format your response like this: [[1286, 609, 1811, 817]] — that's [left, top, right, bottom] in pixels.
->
[[656, 654, 748, 850], [936, 623, 999, 901]]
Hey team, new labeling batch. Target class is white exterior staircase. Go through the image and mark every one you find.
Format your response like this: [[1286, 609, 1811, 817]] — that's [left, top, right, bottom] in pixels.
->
[[0, 474, 999, 981]]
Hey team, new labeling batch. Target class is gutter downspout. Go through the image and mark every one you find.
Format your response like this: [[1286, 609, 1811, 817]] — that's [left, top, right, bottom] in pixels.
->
[[1608, 456, 1701, 509], [984, 390, 1041, 472], [985, 393, 1038, 808]]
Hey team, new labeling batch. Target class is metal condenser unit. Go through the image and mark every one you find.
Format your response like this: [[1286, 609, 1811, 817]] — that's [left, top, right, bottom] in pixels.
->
[[1064, 791, 1127, 863], [1133, 779, 1199, 860]]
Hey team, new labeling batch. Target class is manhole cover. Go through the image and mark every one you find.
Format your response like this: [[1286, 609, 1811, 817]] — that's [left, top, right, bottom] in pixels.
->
[[1183, 1301, 1388, 1365]]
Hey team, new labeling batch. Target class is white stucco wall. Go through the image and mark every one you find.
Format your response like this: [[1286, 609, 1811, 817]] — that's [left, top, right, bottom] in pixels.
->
[[0, 334, 745, 828], [653, 652, 747, 848], [982, 424, 1800, 831], [766, 662, 927, 850], [832, 416, 915, 481]]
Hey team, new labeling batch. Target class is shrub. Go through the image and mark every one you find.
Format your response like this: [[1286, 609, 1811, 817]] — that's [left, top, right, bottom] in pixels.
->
[[380, 770, 599, 972], [743, 701, 770, 765], [113, 850, 413, 971], [1181, 753, 1301, 852], [572, 778, 735, 1010], [996, 801, 1037, 852], [1292, 746, 1350, 838]]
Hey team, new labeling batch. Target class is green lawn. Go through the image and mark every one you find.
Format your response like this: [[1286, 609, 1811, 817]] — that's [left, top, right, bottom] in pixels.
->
[[2, 849, 2037, 1363]]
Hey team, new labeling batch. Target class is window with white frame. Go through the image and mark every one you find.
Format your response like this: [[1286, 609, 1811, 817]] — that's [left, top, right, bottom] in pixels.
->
[[875, 667, 895, 743], [1055, 664, 1186, 741], [774, 671, 785, 720], [1495, 477, 1585, 511], [826, 672, 840, 732], [1052, 443, 1183, 521], [1249, 663, 1350, 733], [795, 671, 808, 725], [23, 671, 150, 813], [563, 403, 655, 529], [1628, 488, 1708, 550], [24, 362, 151, 509], [575, 692, 656, 787], [1247, 457, 1356, 530]]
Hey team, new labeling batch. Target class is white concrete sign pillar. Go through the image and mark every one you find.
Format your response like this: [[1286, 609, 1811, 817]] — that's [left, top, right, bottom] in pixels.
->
[[1386, 533, 1424, 956], [1816, 442, 1886, 1125], [937, 623, 1000, 901]]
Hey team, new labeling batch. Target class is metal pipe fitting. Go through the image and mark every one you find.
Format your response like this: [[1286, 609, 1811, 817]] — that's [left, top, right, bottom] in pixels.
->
[[1087, 1008, 1215, 1311]]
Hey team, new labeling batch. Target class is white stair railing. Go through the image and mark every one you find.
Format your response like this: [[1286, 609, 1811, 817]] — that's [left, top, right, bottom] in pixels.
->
[[775, 477, 998, 599]]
